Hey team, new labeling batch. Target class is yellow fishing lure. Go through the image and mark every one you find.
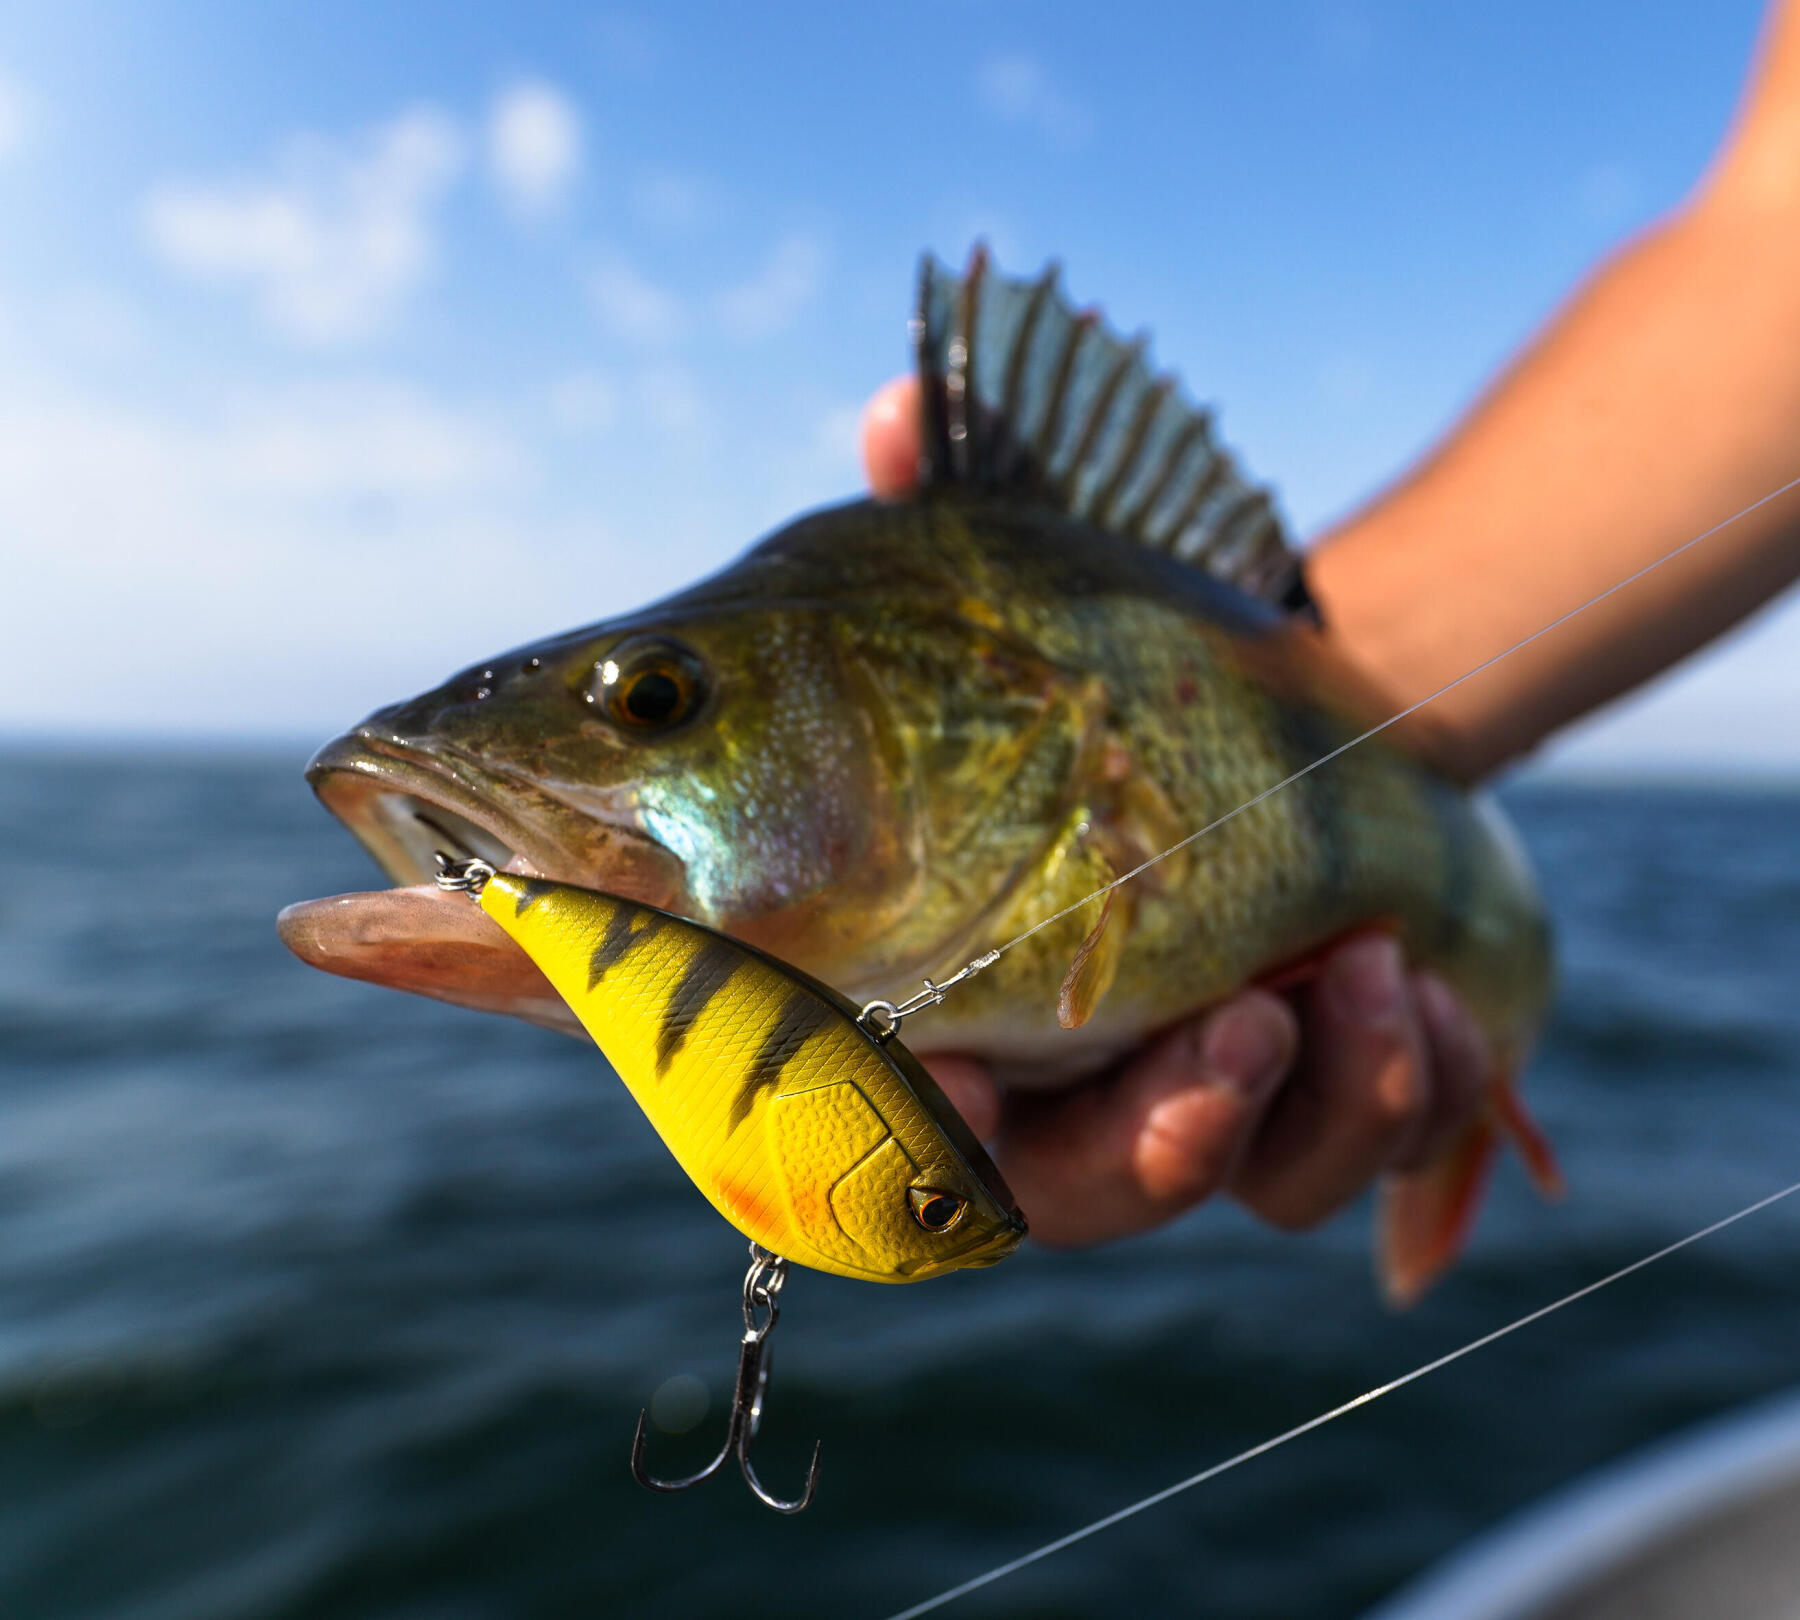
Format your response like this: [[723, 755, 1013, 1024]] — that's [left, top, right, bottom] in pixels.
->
[[448, 863, 1025, 1283]]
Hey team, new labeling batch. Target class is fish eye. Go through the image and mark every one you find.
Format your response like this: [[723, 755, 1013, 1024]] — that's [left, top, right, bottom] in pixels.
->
[[909, 1188, 968, 1233], [589, 637, 709, 733]]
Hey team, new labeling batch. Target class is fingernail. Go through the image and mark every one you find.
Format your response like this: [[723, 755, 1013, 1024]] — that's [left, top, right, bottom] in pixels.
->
[[1327, 933, 1405, 1023], [1200, 1003, 1287, 1097]]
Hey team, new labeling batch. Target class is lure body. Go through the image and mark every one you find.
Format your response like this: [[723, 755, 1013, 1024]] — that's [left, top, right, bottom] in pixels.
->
[[471, 871, 1024, 1283]]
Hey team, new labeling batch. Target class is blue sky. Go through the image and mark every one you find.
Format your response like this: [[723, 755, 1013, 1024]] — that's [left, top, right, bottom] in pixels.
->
[[0, 2, 1789, 769]]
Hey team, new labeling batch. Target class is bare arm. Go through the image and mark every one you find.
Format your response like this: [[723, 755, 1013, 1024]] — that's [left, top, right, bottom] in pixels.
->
[[1312, 0, 1800, 779]]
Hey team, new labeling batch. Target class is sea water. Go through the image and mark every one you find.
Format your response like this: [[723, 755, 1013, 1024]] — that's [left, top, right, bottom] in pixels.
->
[[3, 750, 1798, 1619]]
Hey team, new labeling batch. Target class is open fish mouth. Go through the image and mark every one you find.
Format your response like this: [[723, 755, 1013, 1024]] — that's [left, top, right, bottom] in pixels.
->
[[276, 730, 687, 1033], [304, 731, 552, 887]]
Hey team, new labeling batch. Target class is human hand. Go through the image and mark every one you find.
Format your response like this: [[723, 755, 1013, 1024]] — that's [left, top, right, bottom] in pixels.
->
[[862, 377, 1493, 1246]]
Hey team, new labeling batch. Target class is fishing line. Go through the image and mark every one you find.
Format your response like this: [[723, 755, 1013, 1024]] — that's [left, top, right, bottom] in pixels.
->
[[879, 1175, 1800, 1620], [889, 469, 1800, 1011]]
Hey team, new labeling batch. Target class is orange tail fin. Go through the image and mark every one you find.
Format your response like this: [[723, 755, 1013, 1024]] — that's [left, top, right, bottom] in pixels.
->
[[1377, 1069, 1563, 1308]]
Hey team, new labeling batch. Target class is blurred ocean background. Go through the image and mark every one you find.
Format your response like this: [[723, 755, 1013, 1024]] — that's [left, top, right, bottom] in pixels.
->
[[4, 747, 1798, 1619]]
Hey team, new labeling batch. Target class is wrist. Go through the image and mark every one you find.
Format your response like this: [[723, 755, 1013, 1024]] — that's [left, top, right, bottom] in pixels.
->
[[1303, 531, 1498, 784]]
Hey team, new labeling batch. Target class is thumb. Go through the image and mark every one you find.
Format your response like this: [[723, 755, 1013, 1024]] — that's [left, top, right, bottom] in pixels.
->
[[862, 375, 922, 499]]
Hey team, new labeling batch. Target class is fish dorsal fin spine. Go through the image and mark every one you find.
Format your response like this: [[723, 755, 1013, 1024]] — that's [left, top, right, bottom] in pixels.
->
[[913, 244, 1317, 619]]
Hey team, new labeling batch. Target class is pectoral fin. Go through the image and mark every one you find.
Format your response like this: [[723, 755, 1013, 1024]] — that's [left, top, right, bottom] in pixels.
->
[[1057, 880, 1138, 1029], [1490, 1067, 1566, 1199], [1377, 1119, 1498, 1309], [1378, 1068, 1563, 1307]]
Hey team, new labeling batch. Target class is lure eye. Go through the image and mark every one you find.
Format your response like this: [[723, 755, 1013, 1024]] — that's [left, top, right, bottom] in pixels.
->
[[589, 637, 709, 733], [909, 1188, 968, 1234]]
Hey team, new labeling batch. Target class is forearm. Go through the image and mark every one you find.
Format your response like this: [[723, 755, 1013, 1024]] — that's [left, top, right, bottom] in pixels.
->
[[1308, 6, 1800, 781]]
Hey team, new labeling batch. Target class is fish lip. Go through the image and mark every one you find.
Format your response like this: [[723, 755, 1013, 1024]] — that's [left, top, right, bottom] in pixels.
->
[[303, 727, 678, 893]]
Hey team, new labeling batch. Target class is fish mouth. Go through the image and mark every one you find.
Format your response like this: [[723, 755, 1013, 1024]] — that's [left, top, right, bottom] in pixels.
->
[[304, 729, 569, 888], [276, 728, 686, 1032]]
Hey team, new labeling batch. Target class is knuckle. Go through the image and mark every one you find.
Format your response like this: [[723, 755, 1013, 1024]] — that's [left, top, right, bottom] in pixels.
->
[[1230, 1164, 1342, 1232], [1132, 1094, 1236, 1206]]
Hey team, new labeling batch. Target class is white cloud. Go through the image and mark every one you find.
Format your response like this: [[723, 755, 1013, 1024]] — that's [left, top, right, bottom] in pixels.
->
[[46, 285, 151, 363], [714, 233, 823, 342], [0, 371, 552, 733], [0, 377, 523, 524], [487, 81, 583, 218], [0, 70, 30, 162], [585, 251, 687, 345], [976, 54, 1092, 150], [217, 378, 525, 496], [141, 107, 465, 346]]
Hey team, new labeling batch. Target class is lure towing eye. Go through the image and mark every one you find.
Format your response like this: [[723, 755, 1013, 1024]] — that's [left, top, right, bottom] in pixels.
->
[[858, 951, 1000, 1043], [433, 852, 496, 896]]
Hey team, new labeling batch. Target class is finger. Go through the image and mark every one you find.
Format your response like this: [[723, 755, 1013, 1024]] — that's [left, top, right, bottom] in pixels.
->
[[996, 990, 1297, 1247], [862, 375, 922, 499], [916, 1053, 1002, 1141], [1389, 972, 1491, 1170], [1231, 934, 1433, 1230]]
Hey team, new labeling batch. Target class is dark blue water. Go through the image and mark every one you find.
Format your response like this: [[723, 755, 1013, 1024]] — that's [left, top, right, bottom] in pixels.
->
[[3, 750, 1798, 1619]]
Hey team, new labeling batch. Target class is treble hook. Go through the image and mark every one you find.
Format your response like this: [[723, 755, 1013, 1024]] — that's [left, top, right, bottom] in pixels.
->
[[630, 1243, 823, 1514]]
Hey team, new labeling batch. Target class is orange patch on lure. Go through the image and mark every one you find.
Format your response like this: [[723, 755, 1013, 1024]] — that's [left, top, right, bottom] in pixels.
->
[[711, 1171, 784, 1239]]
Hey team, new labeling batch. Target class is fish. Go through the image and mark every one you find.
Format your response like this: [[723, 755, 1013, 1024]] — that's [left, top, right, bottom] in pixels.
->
[[447, 863, 1025, 1282], [279, 246, 1561, 1302]]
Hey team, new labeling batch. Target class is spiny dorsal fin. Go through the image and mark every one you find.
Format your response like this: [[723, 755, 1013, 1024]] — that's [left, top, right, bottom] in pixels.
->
[[913, 245, 1317, 619]]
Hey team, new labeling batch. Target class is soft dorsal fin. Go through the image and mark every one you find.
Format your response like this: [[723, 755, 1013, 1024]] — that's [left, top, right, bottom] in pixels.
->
[[913, 245, 1316, 618]]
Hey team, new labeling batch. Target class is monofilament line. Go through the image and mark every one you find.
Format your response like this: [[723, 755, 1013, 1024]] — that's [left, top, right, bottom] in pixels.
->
[[931, 468, 1800, 985], [879, 1175, 1800, 1620]]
